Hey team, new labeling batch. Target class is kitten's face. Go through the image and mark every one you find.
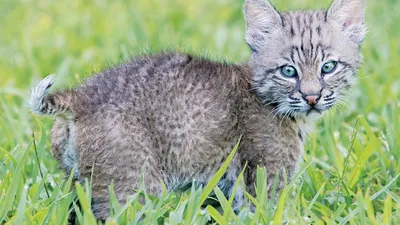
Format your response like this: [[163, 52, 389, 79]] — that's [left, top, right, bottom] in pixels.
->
[[244, 0, 366, 118]]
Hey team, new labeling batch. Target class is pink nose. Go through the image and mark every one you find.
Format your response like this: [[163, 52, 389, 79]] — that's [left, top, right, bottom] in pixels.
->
[[304, 95, 320, 106]]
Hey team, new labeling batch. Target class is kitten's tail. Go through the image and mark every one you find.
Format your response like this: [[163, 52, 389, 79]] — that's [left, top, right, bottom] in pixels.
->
[[29, 74, 76, 117]]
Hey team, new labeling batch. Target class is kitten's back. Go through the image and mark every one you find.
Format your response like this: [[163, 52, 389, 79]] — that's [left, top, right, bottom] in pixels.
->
[[30, 52, 252, 178]]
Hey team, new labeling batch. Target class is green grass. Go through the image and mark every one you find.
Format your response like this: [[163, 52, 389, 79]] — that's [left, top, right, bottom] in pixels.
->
[[1, 0, 400, 224]]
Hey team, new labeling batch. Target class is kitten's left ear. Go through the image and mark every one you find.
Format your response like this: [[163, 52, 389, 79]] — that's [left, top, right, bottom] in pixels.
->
[[327, 0, 367, 44]]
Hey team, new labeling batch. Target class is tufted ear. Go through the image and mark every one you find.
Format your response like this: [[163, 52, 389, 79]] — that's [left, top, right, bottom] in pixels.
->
[[244, 0, 282, 52], [327, 0, 367, 44]]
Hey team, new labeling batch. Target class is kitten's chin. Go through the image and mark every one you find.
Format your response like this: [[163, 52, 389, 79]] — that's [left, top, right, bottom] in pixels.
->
[[295, 108, 325, 120], [305, 108, 322, 116]]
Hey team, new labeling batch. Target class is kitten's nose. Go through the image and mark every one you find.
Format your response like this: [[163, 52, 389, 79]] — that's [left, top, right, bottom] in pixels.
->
[[303, 95, 320, 106]]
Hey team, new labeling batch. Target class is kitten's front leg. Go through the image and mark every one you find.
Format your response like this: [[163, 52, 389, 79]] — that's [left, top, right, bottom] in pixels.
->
[[240, 134, 302, 208], [243, 160, 296, 199]]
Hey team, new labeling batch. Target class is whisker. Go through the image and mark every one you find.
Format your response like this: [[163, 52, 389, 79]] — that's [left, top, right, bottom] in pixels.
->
[[357, 74, 375, 80], [336, 99, 350, 109], [279, 108, 290, 127]]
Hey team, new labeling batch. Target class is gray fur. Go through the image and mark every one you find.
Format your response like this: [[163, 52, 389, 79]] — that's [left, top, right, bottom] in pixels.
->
[[29, 74, 55, 115], [30, 0, 365, 219]]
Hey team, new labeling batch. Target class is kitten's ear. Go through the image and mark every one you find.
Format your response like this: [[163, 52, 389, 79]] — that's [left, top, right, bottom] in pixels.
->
[[327, 0, 367, 44], [244, 0, 282, 52]]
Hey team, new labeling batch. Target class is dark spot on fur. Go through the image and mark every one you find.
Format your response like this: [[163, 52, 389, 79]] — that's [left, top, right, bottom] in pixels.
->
[[290, 26, 295, 37], [248, 44, 258, 53], [316, 26, 321, 36], [298, 131, 303, 142]]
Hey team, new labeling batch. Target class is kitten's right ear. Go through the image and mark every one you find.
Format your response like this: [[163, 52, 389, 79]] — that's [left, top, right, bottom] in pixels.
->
[[244, 0, 282, 52], [327, 0, 366, 44]]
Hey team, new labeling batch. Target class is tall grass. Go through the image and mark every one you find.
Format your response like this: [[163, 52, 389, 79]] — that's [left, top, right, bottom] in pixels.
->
[[0, 0, 399, 224]]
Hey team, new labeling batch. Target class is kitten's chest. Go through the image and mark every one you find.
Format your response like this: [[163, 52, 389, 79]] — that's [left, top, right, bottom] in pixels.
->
[[294, 117, 316, 143]]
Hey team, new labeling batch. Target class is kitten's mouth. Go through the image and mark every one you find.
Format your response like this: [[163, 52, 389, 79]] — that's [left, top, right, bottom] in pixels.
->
[[305, 108, 322, 116]]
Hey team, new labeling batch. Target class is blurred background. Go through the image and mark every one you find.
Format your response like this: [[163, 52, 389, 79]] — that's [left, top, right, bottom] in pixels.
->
[[0, 0, 399, 223]]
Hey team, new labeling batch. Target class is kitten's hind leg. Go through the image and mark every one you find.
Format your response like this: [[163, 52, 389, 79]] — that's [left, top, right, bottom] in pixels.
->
[[76, 118, 165, 220], [89, 158, 164, 220], [51, 118, 79, 179]]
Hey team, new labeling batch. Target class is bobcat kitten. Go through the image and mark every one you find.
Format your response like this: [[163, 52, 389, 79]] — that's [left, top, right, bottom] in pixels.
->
[[30, 0, 366, 219]]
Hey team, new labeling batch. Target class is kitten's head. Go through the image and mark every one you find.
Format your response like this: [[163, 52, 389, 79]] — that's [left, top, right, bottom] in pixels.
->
[[244, 0, 366, 118]]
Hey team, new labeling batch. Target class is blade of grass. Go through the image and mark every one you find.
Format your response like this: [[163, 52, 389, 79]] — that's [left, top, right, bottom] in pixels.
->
[[272, 185, 287, 225], [339, 172, 400, 225], [0, 144, 30, 222], [206, 205, 228, 225], [75, 182, 97, 224], [383, 194, 392, 225], [199, 137, 240, 205], [32, 131, 50, 198], [308, 182, 326, 210]]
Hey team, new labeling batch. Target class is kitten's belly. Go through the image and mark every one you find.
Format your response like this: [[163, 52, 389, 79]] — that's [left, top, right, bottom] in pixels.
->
[[162, 135, 240, 190], [73, 99, 240, 183], [164, 144, 242, 195]]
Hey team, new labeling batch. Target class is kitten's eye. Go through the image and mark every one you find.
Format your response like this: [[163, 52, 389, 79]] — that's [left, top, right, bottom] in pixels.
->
[[321, 61, 337, 74], [280, 66, 297, 78]]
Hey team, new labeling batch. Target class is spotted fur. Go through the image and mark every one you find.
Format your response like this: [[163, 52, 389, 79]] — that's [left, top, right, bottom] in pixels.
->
[[30, 0, 366, 219]]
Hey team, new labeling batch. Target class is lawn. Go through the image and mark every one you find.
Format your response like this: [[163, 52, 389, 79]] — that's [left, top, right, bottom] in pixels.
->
[[0, 0, 399, 224]]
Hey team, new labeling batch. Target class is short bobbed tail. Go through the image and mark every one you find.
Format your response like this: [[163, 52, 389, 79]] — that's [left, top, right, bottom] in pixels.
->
[[29, 74, 75, 117]]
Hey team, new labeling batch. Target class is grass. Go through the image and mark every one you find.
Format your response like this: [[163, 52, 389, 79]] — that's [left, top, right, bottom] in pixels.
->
[[0, 0, 399, 224]]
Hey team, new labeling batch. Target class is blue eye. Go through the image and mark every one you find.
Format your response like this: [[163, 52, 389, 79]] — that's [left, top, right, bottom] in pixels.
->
[[280, 65, 297, 78], [321, 61, 337, 74]]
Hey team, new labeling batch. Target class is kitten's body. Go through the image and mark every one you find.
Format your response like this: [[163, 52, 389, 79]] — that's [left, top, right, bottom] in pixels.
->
[[30, 0, 366, 219], [46, 54, 302, 216]]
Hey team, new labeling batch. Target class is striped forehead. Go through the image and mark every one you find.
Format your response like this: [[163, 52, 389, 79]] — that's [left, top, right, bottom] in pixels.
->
[[280, 10, 332, 66]]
